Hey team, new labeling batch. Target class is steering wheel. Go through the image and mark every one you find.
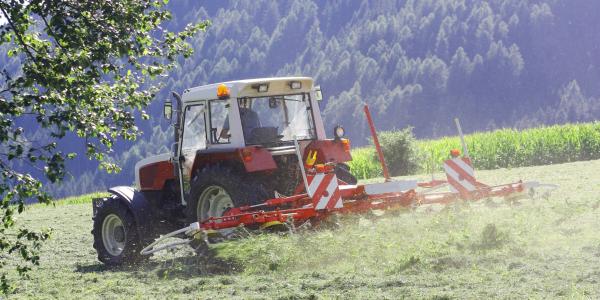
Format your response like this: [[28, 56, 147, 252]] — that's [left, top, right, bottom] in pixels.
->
[[210, 128, 219, 143]]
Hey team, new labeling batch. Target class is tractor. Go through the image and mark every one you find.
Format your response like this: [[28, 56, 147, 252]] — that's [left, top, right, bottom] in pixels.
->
[[92, 77, 357, 265]]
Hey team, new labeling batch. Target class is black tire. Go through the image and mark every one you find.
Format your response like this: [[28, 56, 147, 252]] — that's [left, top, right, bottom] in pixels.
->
[[271, 165, 301, 196], [335, 163, 358, 185], [92, 196, 145, 266], [186, 164, 270, 224]]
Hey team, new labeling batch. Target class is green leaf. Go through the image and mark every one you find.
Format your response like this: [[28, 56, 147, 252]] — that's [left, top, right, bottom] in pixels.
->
[[0, 0, 208, 289]]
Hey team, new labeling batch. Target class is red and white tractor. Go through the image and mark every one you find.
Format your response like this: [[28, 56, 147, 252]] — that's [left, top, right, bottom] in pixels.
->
[[92, 77, 356, 265], [92, 76, 556, 266]]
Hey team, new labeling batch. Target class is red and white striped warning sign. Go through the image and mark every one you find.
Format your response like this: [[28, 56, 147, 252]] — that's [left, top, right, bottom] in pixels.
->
[[443, 157, 481, 196], [307, 173, 343, 211]]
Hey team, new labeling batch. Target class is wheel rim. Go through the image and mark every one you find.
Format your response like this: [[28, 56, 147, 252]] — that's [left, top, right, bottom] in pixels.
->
[[198, 186, 234, 221], [102, 214, 126, 256]]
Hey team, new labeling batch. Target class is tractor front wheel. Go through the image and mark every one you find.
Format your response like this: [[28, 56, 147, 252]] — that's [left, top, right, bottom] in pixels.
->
[[92, 196, 145, 266]]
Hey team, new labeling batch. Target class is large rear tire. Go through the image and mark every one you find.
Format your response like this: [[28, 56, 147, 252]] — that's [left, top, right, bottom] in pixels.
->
[[92, 196, 145, 266], [186, 164, 270, 224]]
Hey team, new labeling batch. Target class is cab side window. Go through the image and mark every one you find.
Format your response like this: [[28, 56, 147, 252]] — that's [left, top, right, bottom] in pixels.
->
[[181, 104, 207, 151], [209, 100, 230, 144]]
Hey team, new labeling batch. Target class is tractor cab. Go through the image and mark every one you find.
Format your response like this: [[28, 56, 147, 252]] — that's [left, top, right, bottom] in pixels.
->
[[157, 77, 353, 189], [177, 77, 325, 154]]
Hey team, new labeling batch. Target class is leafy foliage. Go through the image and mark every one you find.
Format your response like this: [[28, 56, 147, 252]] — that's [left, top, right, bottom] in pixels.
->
[[374, 128, 420, 176], [0, 0, 208, 293]]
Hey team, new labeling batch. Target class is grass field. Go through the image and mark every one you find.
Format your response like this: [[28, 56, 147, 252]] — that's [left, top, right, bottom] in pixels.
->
[[6, 160, 600, 299]]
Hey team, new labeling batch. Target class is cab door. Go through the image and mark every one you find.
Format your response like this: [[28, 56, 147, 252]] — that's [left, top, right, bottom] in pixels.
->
[[206, 100, 232, 147], [179, 102, 208, 191]]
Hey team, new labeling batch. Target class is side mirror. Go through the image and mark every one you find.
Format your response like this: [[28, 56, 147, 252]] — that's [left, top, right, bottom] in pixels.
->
[[314, 85, 323, 101], [163, 101, 172, 120]]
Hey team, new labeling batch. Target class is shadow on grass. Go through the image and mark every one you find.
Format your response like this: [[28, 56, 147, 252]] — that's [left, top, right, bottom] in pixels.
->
[[75, 247, 242, 279]]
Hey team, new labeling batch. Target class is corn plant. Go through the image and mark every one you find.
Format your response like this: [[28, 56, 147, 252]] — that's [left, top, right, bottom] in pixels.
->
[[350, 122, 600, 179]]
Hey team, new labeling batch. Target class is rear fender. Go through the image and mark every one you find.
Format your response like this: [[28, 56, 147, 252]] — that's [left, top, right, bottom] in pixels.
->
[[93, 186, 154, 242], [305, 139, 352, 164], [191, 146, 277, 175]]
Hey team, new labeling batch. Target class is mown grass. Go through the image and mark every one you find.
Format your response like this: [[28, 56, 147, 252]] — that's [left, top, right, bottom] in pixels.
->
[[350, 122, 600, 180], [6, 160, 600, 298]]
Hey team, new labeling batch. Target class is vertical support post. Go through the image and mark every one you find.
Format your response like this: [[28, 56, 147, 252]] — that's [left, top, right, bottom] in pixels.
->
[[293, 136, 312, 197], [454, 118, 469, 158], [363, 104, 391, 182], [171, 92, 187, 205]]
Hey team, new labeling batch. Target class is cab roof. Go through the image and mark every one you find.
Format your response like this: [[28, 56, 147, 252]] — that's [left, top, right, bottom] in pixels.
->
[[181, 77, 314, 103]]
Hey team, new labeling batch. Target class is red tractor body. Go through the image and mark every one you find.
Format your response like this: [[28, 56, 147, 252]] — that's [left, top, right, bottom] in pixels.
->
[[92, 77, 357, 265]]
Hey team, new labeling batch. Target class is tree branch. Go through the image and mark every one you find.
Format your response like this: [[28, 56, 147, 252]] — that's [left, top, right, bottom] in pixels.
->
[[40, 14, 66, 52], [0, 153, 47, 173], [0, 6, 37, 63]]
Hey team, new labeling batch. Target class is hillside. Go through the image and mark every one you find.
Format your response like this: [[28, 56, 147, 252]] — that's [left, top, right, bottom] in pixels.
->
[[3, 0, 600, 198], [7, 160, 600, 298]]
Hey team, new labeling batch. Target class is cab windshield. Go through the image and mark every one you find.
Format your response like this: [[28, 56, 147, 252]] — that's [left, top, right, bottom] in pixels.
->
[[238, 93, 316, 145]]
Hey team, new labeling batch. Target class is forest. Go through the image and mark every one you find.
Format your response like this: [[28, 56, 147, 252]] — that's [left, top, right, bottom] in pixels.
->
[[3, 0, 599, 198]]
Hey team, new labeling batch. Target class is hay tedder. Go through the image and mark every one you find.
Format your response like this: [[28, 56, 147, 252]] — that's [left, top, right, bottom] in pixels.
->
[[91, 77, 556, 264]]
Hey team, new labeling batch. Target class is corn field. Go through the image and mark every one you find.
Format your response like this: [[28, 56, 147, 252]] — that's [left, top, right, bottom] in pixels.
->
[[349, 122, 600, 180]]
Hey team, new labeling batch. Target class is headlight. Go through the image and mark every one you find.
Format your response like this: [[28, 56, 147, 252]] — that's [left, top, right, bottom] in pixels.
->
[[289, 81, 302, 89], [252, 83, 269, 93], [334, 125, 345, 139]]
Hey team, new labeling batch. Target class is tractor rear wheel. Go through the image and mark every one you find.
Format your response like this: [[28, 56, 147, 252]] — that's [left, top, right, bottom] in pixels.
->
[[187, 164, 270, 224], [92, 196, 145, 265]]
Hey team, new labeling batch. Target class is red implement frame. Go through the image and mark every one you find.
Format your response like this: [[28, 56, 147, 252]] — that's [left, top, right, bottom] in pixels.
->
[[198, 167, 527, 231], [364, 104, 391, 181], [198, 105, 530, 232]]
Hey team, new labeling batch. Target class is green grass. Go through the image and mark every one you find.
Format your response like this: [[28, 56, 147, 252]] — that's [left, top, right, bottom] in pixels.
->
[[351, 122, 600, 179], [30, 192, 108, 208], [6, 160, 600, 298]]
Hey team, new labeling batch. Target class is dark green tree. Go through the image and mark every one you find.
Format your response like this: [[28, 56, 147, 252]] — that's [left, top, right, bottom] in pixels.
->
[[0, 0, 209, 293]]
